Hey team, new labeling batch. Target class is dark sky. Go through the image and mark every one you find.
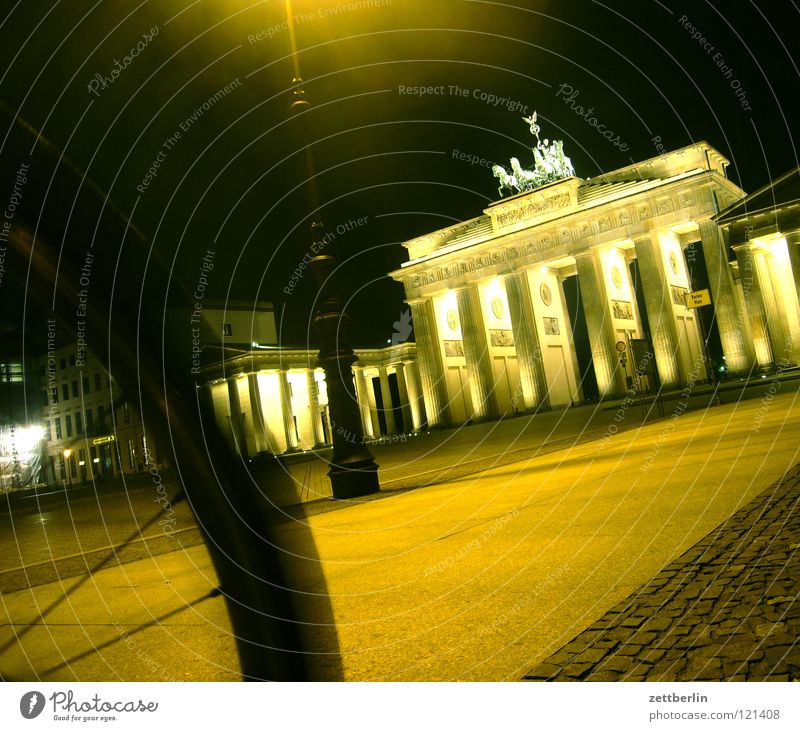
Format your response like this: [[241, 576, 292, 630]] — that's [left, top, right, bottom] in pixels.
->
[[1, 0, 798, 349]]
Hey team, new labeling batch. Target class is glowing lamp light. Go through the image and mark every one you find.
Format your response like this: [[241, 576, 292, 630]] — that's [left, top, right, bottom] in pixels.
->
[[63, 449, 72, 458], [93, 458, 100, 463]]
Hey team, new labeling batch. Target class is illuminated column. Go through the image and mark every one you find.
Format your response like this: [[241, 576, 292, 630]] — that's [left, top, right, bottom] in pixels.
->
[[227, 377, 248, 458], [575, 250, 624, 396], [408, 298, 451, 426], [403, 359, 425, 430], [764, 246, 800, 363], [378, 366, 397, 434], [246, 374, 269, 454], [733, 245, 774, 366], [393, 363, 414, 433], [786, 230, 800, 302], [354, 366, 374, 438], [279, 370, 298, 452], [455, 284, 499, 419], [698, 220, 751, 373], [634, 236, 683, 386], [504, 270, 549, 409], [306, 370, 326, 446]]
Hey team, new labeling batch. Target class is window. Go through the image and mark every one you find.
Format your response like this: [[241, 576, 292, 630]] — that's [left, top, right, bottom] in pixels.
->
[[0, 362, 23, 382], [76, 411, 83, 434], [94, 373, 102, 392], [127, 439, 136, 469], [51, 386, 59, 404], [86, 408, 94, 433], [123, 401, 131, 424], [71, 380, 78, 398], [223, 323, 233, 336], [62, 383, 70, 401], [65, 414, 73, 438], [39, 365, 45, 377], [82, 376, 90, 394], [60, 358, 66, 370], [46, 421, 52, 441], [69, 354, 76, 367], [55, 418, 62, 440], [41, 389, 48, 407], [97, 404, 105, 430]]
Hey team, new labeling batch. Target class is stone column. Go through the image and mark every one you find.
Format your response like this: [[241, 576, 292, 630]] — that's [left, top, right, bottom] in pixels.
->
[[227, 377, 248, 458], [408, 298, 451, 427], [393, 363, 414, 433], [575, 250, 625, 396], [733, 244, 773, 366], [786, 230, 800, 303], [698, 220, 752, 373], [504, 270, 549, 410], [403, 359, 425, 430], [279, 370, 298, 452], [353, 366, 374, 438], [633, 236, 683, 386], [306, 370, 326, 446], [246, 374, 269, 454], [378, 366, 397, 434], [758, 248, 797, 364], [454, 284, 499, 419]]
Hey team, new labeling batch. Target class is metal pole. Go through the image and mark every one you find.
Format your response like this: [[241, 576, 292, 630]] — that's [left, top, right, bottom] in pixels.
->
[[282, 1, 379, 498]]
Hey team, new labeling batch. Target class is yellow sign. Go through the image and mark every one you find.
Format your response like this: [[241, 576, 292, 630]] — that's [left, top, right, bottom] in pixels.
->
[[684, 289, 711, 309], [92, 435, 116, 445]]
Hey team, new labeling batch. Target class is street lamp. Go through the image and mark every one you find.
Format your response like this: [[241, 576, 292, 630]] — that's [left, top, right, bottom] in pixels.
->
[[63, 448, 72, 487], [282, 0, 379, 499]]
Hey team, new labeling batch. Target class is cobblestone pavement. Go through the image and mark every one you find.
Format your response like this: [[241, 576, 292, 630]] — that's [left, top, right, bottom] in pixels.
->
[[524, 464, 800, 681]]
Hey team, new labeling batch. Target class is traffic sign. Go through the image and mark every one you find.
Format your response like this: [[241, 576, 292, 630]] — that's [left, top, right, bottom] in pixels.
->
[[685, 289, 711, 309], [615, 340, 627, 353], [92, 435, 116, 445]]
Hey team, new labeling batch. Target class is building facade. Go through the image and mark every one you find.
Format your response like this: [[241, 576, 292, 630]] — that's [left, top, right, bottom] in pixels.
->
[[387, 142, 797, 427], [36, 343, 155, 485]]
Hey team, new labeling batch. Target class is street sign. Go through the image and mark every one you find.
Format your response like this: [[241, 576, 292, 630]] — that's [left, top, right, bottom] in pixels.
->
[[92, 435, 115, 445], [685, 289, 711, 309], [615, 340, 627, 353]]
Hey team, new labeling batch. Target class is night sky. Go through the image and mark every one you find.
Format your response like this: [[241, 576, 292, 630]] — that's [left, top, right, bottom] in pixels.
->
[[1, 0, 798, 350]]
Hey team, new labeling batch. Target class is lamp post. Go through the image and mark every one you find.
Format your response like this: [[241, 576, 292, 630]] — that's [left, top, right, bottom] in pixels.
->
[[282, 1, 379, 498]]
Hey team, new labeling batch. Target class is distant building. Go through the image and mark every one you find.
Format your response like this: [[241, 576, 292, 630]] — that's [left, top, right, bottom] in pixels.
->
[[0, 340, 43, 489], [35, 343, 156, 485], [186, 301, 423, 458]]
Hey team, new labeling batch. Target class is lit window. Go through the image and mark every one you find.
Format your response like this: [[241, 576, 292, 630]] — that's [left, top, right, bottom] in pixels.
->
[[223, 323, 233, 336], [0, 362, 23, 382], [128, 439, 136, 469], [55, 418, 63, 440]]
